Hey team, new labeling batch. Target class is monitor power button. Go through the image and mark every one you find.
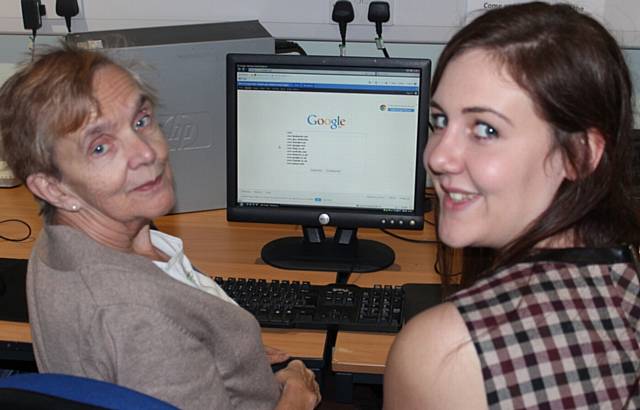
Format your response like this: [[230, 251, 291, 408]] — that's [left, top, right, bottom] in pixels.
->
[[318, 213, 330, 225]]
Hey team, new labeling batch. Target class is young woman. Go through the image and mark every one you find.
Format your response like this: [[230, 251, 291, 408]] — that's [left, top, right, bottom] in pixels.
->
[[385, 3, 640, 408]]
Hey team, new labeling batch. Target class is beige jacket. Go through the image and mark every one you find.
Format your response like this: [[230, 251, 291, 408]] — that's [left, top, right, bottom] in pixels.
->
[[27, 224, 280, 410]]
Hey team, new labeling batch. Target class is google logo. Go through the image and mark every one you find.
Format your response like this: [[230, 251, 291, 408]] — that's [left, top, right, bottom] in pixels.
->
[[307, 114, 346, 129]]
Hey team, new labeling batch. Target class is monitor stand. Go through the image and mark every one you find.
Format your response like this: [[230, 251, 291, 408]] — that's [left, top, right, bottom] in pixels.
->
[[261, 226, 395, 273]]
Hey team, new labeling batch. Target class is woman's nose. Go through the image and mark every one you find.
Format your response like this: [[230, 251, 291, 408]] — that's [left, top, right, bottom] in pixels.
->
[[425, 129, 465, 176], [127, 133, 157, 169]]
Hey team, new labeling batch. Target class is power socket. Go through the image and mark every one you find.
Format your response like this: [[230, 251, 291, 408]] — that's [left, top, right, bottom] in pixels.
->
[[328, 0, 394, 26]]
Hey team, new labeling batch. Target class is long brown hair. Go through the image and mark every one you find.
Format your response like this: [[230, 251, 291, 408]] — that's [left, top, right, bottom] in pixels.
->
[[432, 2, 640, 269]]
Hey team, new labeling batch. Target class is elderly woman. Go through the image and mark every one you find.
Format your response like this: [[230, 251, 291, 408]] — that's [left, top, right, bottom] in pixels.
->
[[0, 44, 320, 410], [385, 2, 640, 409]]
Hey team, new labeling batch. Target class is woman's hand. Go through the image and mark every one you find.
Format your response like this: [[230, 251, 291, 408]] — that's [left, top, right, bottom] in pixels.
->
[[265, 345, 290, 365], [274, 360, 321, 409]]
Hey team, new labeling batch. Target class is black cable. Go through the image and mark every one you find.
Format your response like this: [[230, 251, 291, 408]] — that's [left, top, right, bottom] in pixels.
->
[[424, 190, 437, 225], [0, 219, 32, 242], [30, 30, 37, 61], [56, 0, 79, 33], [424, 196, 433, 213], [275, 40, 307, 55], [21, 0, 44, 58], [369, 1, 391, 58], [332, 1, 354, 56], [335, 271, 351, 284]]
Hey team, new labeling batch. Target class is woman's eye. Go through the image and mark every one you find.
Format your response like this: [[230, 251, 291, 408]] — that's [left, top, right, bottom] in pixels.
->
[[430, 113, 447, 130], [134, 114, 151, 130], [473, 122, 498, 139], [92, 143, 108, 156]]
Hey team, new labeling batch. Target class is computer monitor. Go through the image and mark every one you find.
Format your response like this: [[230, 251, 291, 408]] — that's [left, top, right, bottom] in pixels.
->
[[226, 54, 431, 273]]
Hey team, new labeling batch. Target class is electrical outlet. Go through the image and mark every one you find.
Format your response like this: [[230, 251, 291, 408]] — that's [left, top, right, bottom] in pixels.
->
[[328, 0, 395, 26]]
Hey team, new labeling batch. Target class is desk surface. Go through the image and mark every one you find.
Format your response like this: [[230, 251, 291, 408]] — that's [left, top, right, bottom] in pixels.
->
[[0, 185, 444, 372]]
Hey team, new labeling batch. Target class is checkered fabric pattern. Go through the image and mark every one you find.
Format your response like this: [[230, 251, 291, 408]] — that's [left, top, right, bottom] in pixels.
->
[[449, 248, 640, 409]]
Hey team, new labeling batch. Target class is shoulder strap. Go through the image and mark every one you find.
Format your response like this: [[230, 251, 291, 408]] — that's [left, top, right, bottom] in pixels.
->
[[627, 244, 640, 280]]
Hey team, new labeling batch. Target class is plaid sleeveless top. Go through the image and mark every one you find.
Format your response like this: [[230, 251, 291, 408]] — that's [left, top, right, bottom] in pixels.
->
[[449, 247, 640, 409]]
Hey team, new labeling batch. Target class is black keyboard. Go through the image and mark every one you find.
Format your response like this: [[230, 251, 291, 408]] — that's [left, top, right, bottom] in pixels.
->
[[214, 277, 405, 333]]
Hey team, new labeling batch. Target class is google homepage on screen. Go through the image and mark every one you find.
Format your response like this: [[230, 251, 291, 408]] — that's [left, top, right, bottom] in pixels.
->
[[236, 64, 421, 212]]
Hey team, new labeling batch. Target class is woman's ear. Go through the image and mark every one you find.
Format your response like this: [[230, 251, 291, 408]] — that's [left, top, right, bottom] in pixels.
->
[[584, 128, 605, 172], [564, 129, 605, 181], [26, 173, 69, 209]]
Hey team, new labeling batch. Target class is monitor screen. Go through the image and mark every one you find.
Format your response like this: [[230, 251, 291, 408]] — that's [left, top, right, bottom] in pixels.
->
[[227, 54, 431, 273]]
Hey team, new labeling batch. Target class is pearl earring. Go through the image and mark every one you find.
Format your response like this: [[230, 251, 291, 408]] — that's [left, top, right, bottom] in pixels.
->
[[71, 204, 79, 212]]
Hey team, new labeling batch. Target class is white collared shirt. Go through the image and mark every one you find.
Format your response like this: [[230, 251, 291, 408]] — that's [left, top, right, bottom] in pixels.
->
[[150, 230, 237, 305]]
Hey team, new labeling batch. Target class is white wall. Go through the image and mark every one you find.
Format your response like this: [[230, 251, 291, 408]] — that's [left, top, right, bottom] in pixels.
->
[[1, 1, 640, 46]]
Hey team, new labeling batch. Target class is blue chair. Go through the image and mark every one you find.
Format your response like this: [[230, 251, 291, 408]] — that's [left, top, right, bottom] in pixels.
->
[[0, 372, 178, 409]]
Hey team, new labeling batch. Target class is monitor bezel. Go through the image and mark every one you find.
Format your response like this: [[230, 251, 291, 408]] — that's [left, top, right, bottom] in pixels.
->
[[226, 53, 430, 231]]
